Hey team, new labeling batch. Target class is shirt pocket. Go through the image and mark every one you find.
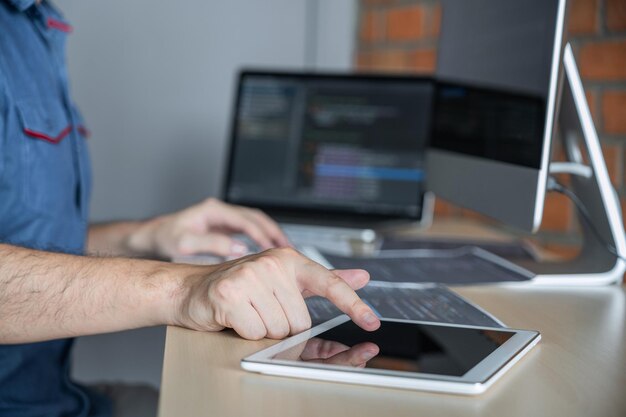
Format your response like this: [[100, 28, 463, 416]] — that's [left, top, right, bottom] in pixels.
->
[[15, 98, 79, 218]]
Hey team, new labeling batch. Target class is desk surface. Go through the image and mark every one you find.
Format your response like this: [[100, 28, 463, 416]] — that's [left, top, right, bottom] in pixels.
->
[[158, 221, 626, 417]]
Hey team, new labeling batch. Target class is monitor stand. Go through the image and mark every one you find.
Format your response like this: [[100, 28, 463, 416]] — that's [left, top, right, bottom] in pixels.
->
[[522, 43, 626, 285]]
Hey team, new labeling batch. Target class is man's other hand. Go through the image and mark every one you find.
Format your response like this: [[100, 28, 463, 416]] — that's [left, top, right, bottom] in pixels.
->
[[130, 198, 290, 259]]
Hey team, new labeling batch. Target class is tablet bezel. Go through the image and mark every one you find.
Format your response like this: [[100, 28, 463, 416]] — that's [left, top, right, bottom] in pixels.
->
[[241, 315, 540, 394]]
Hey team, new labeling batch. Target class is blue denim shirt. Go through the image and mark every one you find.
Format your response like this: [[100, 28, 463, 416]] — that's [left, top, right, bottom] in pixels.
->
[[0, 1, 111, 415]]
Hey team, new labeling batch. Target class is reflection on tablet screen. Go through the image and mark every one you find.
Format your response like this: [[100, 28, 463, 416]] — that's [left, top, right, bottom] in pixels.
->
[[272, 321, 514, 377]]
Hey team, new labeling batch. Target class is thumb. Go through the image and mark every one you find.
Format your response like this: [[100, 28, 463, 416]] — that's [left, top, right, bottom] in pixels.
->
[[332, 269, 370, 291], [177, 232, 249, 257]]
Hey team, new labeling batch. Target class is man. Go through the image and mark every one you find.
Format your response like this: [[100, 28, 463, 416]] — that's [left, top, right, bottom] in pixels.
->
[[0, 1, 381, 416]]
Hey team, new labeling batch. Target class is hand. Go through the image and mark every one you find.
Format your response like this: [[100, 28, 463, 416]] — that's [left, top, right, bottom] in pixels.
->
[[277, 338, 380, 368], [131, 198, 290, 259], [174, 247, 381, 340]]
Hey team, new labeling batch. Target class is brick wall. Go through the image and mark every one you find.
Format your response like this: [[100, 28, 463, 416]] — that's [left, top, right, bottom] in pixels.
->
[[355, 0, 626, 256]]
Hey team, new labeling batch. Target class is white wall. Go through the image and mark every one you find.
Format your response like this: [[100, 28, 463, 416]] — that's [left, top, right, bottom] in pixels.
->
[[54, 0, 356, 388]]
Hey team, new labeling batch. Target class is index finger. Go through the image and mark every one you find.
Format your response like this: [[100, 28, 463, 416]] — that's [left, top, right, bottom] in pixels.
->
[[213, 208, 274, 250], [242, 208, 291, 247], [296, 261, 380, 331]]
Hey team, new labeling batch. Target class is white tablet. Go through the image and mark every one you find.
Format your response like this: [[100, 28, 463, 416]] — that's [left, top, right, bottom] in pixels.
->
[[241, 315, 540, 395]]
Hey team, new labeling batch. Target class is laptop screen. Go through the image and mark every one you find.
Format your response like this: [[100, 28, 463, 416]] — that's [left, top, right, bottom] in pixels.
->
[[224, 71, 434, 222]]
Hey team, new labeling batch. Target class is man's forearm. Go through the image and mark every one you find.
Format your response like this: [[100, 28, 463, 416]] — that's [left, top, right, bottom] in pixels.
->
[[87, 219, 163, 258], [0, 243, 194, 344]]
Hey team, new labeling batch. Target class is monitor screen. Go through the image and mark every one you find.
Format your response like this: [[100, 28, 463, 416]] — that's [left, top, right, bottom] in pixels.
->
[[224, 72, 434, 221], [432, 83, 546, 169], [432, 0, 560, 169], [426, 0, 566, 231]]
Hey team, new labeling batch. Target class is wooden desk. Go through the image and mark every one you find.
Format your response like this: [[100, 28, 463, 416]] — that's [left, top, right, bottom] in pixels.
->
[[159, 221, 626, 417]]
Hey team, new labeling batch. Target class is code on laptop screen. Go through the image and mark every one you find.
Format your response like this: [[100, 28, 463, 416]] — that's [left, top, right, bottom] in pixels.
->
[[225, 73, 434, 219]]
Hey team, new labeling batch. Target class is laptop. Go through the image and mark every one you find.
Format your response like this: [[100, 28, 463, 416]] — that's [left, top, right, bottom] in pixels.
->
[[222, 70, 436, 253]]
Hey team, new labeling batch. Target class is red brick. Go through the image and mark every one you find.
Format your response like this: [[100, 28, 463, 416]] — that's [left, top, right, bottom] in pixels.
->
[[602, 91, 626, 134], [356, 50, 413, 72], [541, 193, 572, 232], [409, 48, 437, 73], [386, 5, 426, 41], [568, 0, 598, 35], [355, 51, 372, 70], [376, 50, 412, 71], [360, 10, 383, 43], [579, 40, 626, 80], [607, 0, 626, 32]]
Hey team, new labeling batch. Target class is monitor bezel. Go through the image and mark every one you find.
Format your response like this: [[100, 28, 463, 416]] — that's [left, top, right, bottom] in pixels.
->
[[221, 69, 435, 226]]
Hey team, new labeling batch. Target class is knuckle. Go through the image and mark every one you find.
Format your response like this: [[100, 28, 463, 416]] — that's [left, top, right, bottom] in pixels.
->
[[349, 297, 362, 314], [249, 325, 267, 340], [249, 332, 266, 341], [292, 315, 312, 335], [241, 325, 266, 341], [211, 279, 237, 302], [257, 253, 282, 271], [324, 276, 346, 300], [236, 264, 259, 282], [267, 323, 290, 340], [302, 313, 312, 330]]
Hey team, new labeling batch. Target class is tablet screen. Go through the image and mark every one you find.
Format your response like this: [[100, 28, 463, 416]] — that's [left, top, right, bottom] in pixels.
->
[[272, 320, 514, 377]]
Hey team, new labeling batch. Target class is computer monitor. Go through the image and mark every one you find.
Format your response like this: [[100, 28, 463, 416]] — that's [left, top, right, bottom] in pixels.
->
[[426, 0, 567, 232], [223, 71, 435, 226]]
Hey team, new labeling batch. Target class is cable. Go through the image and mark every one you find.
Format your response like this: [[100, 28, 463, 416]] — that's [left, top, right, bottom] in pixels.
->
[[546, 176, 626, 262]]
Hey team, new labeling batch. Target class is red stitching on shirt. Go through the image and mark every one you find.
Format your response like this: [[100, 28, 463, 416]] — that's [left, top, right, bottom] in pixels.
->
[[77, 125, 91, 138], [47, 17, 73, 33], [24, 126, 73, 144]]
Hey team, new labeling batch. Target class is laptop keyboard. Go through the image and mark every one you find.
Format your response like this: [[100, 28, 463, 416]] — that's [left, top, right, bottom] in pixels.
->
[[236, 227, 357, 256], [285, 230, 352, 255]]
